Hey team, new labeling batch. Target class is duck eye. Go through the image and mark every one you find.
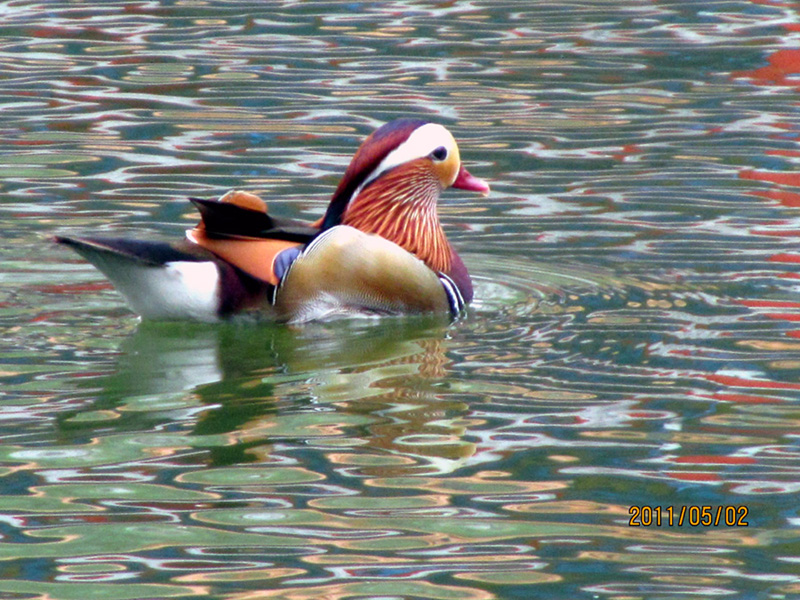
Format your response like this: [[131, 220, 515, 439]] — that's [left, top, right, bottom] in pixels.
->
[[430, 146, 448, 161]]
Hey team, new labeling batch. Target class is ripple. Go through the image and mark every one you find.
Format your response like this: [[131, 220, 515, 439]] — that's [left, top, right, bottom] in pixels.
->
[[469, 252, 664, 319]]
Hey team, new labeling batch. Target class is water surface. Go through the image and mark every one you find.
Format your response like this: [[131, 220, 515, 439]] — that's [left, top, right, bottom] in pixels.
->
[[2, 2, 800, 599]]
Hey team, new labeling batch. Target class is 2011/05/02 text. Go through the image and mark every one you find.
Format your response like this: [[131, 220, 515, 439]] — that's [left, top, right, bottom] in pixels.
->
[[629, 505, 749, 527]]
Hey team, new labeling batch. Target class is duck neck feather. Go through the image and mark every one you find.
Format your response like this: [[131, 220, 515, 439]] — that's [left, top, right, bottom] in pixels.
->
[[342, 163, 452, 274]]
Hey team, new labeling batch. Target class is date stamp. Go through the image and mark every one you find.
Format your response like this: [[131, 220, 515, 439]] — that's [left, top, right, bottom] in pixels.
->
[[629, 505, 749, 527]]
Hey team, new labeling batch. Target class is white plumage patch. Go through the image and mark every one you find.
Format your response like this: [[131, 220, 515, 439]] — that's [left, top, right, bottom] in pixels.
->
[[128, 261, 220, 321], [438, 272, 465, 315], [359, 123, 457, 191], [90, 256, 221, 321]]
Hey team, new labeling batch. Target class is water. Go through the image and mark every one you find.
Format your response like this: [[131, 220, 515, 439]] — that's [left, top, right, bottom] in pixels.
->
[[2, 1, 800, 599]]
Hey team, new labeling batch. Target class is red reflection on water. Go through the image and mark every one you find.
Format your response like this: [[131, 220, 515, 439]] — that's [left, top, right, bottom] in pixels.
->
[[732, 49, 800, 88], [668, 472, 721, 482], [734, 39, 800, 252], [710, 393, 788, 404], [703, 374, 800, 391], [734, 300, 800, 308], [611, 144, 643, 163], [769, 253, 800, 264], [761, 313, 800, 322], [741, 169, 800, 187]]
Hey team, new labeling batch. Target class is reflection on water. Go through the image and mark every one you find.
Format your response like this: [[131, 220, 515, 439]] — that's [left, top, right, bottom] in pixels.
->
[[3, 1, 800, 599]]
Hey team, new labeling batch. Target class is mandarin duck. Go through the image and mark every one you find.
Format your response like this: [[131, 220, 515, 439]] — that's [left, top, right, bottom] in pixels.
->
[[56, 119, 490, 323]]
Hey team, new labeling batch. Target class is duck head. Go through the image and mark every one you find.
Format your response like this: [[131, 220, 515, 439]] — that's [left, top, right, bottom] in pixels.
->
[[319, 119, 489, 273]]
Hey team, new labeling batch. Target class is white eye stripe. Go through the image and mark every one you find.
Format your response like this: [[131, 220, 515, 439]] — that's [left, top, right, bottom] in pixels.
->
[[358, 123, 457, 193]]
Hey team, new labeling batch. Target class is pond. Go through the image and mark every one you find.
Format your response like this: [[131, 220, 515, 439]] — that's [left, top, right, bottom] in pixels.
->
[[2, 1, 799, 599]]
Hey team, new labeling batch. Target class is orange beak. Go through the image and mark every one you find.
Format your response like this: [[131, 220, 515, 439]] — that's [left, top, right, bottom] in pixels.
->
[[452, 165, 490, 196]]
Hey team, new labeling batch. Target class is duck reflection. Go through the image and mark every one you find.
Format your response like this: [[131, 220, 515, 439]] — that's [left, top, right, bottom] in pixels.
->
[[63, 316, 475, 474]]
